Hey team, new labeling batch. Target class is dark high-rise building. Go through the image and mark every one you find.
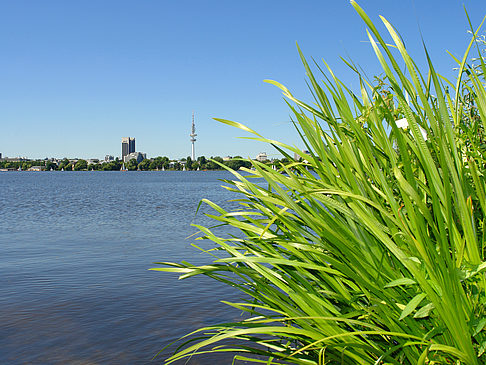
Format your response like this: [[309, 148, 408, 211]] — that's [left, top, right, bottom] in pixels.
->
[[121, 138, 129, 159], [129, 138, 135, 154], [121, 137, 135, 160]]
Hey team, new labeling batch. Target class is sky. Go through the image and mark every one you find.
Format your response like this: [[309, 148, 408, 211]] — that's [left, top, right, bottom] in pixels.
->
[[0, 0, 485, 160]]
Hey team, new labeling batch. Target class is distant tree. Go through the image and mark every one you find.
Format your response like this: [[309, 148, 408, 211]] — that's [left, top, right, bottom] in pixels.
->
[[206, 156, 224, 170], [186, 157, 193, 170], [101, 160, 121, 171], [224, 160, 239, 170], [225, 158, 252, 171], [58, 158, 70, 170], [149, 159, 158, 170], [138, 159, 151, 171], [74, 159, 88, 171], [197, 156, 207, 166], [102, 162, 114, 171], [149, 156, 168, 170], [45, 161, 58, 171], [88, 163, 102, 171], [127, 158, 138, 171]]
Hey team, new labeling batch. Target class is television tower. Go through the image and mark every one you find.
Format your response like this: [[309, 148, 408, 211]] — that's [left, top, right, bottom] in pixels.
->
[[190, 111, 197, 161]]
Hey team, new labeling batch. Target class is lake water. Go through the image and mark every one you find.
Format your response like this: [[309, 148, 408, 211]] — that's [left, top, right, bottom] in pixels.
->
[[0, 171, 247, 364]]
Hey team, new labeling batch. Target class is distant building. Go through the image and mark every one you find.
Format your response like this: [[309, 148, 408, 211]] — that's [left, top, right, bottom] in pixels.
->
[[3, 157, 28, 162], [121, 137, 135, 160], [123, 152, 146, 164], [294, 150, 310, 161], [28, 166, 44, 171], [130, 138, 135, 153], [255, 152, 268, 162], [104, 155, 114, 162], [223, 156, 232, 161]]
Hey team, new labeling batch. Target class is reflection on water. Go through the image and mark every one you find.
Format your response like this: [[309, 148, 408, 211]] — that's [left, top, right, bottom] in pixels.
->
[[0, 171, 245, 364]]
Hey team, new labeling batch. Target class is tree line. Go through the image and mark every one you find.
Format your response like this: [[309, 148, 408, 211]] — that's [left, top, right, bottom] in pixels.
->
[[0, 155, 286, 171]]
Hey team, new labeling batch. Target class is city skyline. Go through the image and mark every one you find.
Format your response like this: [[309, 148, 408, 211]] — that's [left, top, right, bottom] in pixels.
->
[[0, 1, 485, 160], [121, 137, 135, 160], [0, 131, 265, 161]]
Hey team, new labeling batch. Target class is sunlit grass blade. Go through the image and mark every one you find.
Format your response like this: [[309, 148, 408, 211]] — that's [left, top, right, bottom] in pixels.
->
[[153, 2, 486, 363]]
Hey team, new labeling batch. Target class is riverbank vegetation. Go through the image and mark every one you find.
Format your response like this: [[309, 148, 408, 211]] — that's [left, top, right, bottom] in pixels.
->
[[0, 155, 259, 171], [152, 1, 486, 364]]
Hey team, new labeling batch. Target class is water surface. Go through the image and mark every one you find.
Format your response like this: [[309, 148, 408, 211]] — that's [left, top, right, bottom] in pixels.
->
[[0, 171, 246, 364]]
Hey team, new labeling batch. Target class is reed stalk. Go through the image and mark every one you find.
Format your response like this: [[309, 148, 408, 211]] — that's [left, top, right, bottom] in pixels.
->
[[152, 2, 486, 363]]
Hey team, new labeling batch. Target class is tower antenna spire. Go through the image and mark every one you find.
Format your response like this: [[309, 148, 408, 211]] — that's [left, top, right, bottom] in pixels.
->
[[190, 111, 197, 161]]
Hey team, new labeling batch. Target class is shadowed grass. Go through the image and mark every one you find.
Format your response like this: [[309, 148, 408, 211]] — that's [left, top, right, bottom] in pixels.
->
[[152, 1, 486, 363]]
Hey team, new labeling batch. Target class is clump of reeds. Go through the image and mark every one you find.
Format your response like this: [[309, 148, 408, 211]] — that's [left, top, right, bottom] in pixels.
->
[[152, 1, 486, 363]]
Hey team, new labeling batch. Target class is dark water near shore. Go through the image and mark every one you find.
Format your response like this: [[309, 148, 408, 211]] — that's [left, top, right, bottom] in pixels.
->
[[0, 171, 246, 364]]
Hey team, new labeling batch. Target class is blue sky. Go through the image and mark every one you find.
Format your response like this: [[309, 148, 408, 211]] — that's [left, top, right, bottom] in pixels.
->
[[0, 0, 485, 160]]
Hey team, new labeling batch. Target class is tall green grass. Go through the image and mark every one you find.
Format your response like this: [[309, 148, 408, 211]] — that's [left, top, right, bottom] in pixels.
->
[[152, 2, 486, 363]]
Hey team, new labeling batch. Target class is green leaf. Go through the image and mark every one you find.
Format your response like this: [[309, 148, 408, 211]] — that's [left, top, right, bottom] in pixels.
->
[[417, 347, 429, 365], [413, 302, 435, 319], [385, 278, 417, 288], [479, 341, 486, 357], [399, 293, 427, 320], [474, 318, 486, 337], [213, 118, 263, 137]]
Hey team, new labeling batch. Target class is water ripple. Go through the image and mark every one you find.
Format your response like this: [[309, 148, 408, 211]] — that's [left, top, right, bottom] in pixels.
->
[[0, 171, 246, 364]]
